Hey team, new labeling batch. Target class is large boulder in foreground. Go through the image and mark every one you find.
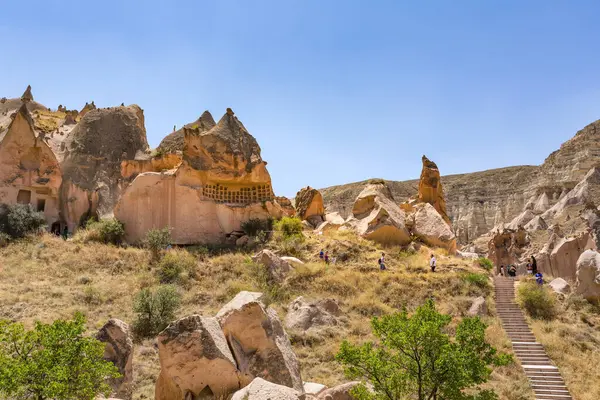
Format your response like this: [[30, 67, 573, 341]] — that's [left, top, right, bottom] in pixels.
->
[[317, 381, 361, 400], [575, 250, 600, 301], [285, 296, 340, 332], [216, 291, 303, 391], [295, 186, 325, 226], [412, 203, 457, 253], [96, 319, 134, 399], [155, 315, 241, 400], [351, 182, 411, 246], [231, 377, 301, 400], [252, 249, 294, 282]]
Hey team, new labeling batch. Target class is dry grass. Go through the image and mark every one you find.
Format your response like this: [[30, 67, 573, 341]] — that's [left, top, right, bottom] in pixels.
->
[[0, 231, 534, 399]]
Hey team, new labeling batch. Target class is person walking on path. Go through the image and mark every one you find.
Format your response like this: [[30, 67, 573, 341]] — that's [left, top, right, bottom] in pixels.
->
[[378, 252, 386, 271], [531, 255, 538, 275], [429, 254, 436, 272], [61, 226, 69, 241], [535, 271, 544, 286], [500, 265, 505, 277], [324, 251, 330, 264], [319, 249, 324, 260]]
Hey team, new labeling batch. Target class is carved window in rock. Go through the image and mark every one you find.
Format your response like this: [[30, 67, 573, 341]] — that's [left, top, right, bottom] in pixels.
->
[[37, 198, 46, 212], [200, 184, 274, 204], [17, 189, 31, 205]]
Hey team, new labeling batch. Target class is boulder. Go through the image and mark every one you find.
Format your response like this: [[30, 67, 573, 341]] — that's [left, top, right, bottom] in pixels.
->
[[317, 381, 361, 400], [216, 291, 303, 391], [285, 296, 340, 331], [96, 319, 134, 399], [252, 249, 294, 282], [548, 278, 570, 294], [304, 382, 327, 396], [236, 235, 249, 247], [575, 250, 600, 301], [467, 296, 487, 316], [295, 186, 325, 223], [231, 377, 302, 400], [412, 203, 457, 253], [281, 256, 305, 267], [417, 155, 450, 225], [155, 315, 241, 400]]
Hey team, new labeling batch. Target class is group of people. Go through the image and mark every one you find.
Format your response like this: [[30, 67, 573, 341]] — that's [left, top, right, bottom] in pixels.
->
[[500, 256, 544, 285], [318, 249, 336, 264]]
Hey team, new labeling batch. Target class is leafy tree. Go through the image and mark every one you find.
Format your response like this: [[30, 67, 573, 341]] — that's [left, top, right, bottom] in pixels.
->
[[132, 285, 181, 338], [241, 217, 273, 238], [144, 227, 172, 261], [157, 250, 197, 284], [0, 203, 46, 239], [517, 281, 557, 320], [85, 218, 125, 245], [336, 300, 510, 400], [273, 216, 303, 239], [0, 313, 120, 400]]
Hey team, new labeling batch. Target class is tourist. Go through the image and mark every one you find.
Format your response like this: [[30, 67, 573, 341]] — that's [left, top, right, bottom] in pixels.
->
[[500, 265, 505, 277], [430, 254, 436, 272], [526, 262, 533, 275], [61, 226, 69, 241], [324, 251, 330, 264], [508, 264, 517, 277], [379, 252, 386, 271], [531, 255, 538, 275], [319, 249, 324, 260], [535, 271, 543, 286]]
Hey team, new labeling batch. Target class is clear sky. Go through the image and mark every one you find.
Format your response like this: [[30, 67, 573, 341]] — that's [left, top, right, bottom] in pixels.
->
[[2, 1, 600, 197]]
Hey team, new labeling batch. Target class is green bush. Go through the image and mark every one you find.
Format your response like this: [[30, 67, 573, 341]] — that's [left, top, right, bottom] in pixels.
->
[[462, 272, 490, 289], [0, 313, 120, 400], [477, 257, 494, 271], [277, 236, 306, 257], [132, 285, 181, 339], [86, 218, 125, 245], [247, 261, 288, 304], [0, 203, 46, 238], [0, 232, 10, 247], [157, 250, 196, 284], [274, 216, 303, 239], [517, 281, 557, 320], [144, 227, 172, 260], [241, 217, 273, 238]]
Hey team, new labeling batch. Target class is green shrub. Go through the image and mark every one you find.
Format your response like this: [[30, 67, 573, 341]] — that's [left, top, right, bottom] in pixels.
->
[[86, 218, 125, 245], [188, 245, 209, 259], [144, 227, 172, 260], [247, 261, 288, 304], [0, 313, 120, 400], [274, 216, 303, 239], [462, 272, 489, 289], [0, 203, 46, 238], [477, 257, 494, 271], [132, 285, 181, 338], [517, 281, 557, 320], [277, 236, 306, 257], [157, 250, 196, 284], [241, 217, 273, 238], [0, 232, 10, 247]]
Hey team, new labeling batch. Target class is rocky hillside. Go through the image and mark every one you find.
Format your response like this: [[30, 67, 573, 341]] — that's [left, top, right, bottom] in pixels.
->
[[322, 118, 600, 244]]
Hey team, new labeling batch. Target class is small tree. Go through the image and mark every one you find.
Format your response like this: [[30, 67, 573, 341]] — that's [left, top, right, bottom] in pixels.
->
[[477, 257, 494, 271], [517, 281, 557, 320], [157, 250, 197, 284], [144, 227, 172, 261], [132, 285, 181, 338], [0, 313, 120, 400], [336, 300, 510, 400], [273, 216, 303, 239], [85, 218, 125, 245], [0, 203, 46, 239]]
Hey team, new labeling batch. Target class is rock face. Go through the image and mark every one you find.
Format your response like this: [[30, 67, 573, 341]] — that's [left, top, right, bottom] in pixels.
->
[[0, 104, 62, 228], [295, 186, 325, 226], [96, 319, 134, 399], [157, 111, 216, 155], [575, 250, 600, 301], [316, 381, 361, 400], [350, 182, 411, 246], [285, 296, 340, 331], [487, 228, 528, 273], [411, 203, 457, 253], [231, 377, 301, 400], [549, 278, 570, 294], [216, 291, 303, 392], [276, 196, 296, 216], [21, 85, 33, 103], [155, 315, 241, 400], [537, 231, 596, 279], [60, 105, 148, 229], [115, 109, 282, 244], [252, 249, 294, 283], [418, 156, 450, 224]]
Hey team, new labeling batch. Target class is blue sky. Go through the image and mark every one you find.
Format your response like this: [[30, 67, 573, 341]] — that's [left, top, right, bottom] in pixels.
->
[[2, 1, 600, 197]]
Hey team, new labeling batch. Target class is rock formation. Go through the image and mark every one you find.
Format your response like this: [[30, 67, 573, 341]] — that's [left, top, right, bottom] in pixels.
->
[[157, 110, 216, 154], [536, 231, 596, 279], [316, 381, 362, 400], [0, 104, 62, 229], [216, 291, 303, 391], [231, 377, 301, 400], [96, 319, 134, 399], [79, 101, 96, 117], [467, 297, 487, 316], [411, 203, 456, 252], [60, 105, 148, 230], [276, 195, 296, 216], [21, 85, 33, 103], [295, 186, 325, 226], [251, 249, 294, 283], [487, 228, 528, 272], [575, 249, 600, 301], [155, 315, 241, 399], [285, 296, 340, 332], [549, 278, 570, 294], [115, 109, 283, 244], [418, 156, 450, 224]]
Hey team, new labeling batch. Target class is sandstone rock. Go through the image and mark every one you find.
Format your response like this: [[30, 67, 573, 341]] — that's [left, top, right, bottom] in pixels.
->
[[216, 291, 303, 391], [533, 192, 550, 213], [276, 196, 296, 217], [575, 249, 600, 301], [157, 110, 215, 154], [281, 256, 305, 266], [285, 296, 340, 331], [487, 228, 528, 273], [295, 186, 325, 223], [467, 296, 487, 316], [317, 381, 361, 400], [456, 250, 479, 259], [63, 111, 77, 125], [252, 249, 294, 282], [524, 215, 547, 231], [505, 209, 535, 230], [549, 278, 570, 294], [542, 168, 600, 222], [21, 85, 33, 103], [236, 235, 249, 246], [412, 203, 457, 253], [155, 315, 241, 400], [351, 182, 411, 246], [79, 101, 96, 117], [537, 231, 596, 279], [304, 382, 327, 395], [418, 155, 450, 224], [96, 319, 134, 399], [231, 377, 301, 400]]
